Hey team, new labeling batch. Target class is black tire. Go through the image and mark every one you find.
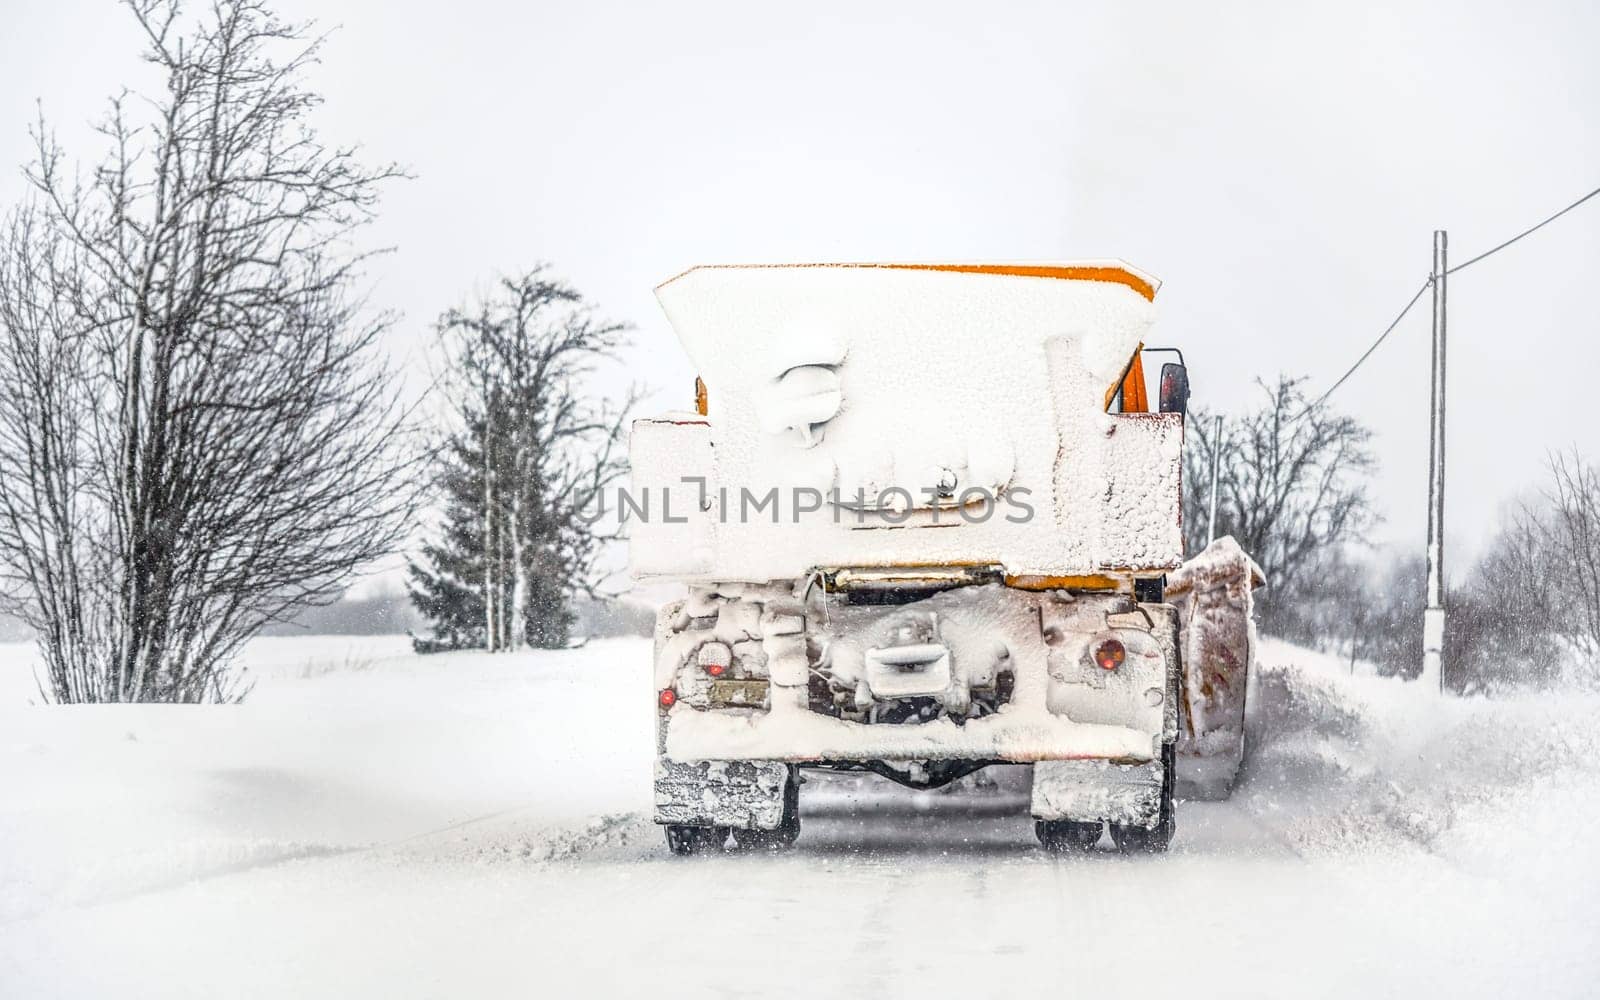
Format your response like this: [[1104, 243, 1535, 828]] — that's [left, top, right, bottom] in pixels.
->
[[1109, 742, 1177, 854], [1035, 819, 1103, 852], [664, 824, 725, 855], [731, 767, 800, 851]]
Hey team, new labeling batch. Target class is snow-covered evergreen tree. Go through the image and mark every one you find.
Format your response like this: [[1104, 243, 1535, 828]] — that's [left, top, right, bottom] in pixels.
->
[[407, 270, 635, 652], [406, 435, 495, 653]]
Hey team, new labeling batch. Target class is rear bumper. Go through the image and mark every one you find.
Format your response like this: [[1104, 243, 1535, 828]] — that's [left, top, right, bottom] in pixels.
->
[[662, 705, 1157, 765]]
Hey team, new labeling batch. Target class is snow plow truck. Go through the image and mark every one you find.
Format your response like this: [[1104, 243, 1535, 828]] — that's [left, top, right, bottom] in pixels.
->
[[630, 262, 1259, 854]]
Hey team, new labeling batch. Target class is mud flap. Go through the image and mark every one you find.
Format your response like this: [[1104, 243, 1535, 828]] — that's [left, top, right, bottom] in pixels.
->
[[654, 758, 791, 830], [1166, 537, 1264, 801], [1030, 757, 1165, 828]]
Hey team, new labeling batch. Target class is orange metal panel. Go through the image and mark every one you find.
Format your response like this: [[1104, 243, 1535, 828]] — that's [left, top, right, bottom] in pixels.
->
[[1004, 573, 1126, 592], [1121, 353, 1150, 413], [658, 262, 1158, 302]]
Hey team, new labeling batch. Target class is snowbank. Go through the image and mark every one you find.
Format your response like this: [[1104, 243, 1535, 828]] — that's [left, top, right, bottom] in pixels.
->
[[2, 634, 1597, 998], [1245, 637, 1600, 858], [0, 636, 656, 922]]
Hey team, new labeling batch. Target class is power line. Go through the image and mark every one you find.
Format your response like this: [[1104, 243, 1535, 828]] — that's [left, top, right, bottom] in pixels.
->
[[1300, 180, 1600, 418], [1447, 184, 1600, 275], [1296, 277, 1431, 419]]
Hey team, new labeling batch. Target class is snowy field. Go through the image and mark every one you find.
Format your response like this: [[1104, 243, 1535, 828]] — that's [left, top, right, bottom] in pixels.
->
[[1, 635, 1597, 999]]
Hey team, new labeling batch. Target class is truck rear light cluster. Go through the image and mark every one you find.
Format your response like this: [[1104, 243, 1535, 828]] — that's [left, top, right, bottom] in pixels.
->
[[697, 642, 733, 678], [1094, 638, 1126, 671]]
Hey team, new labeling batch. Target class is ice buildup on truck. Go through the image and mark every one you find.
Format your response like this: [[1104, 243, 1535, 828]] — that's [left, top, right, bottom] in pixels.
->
[[629, 261, 1260, 854]]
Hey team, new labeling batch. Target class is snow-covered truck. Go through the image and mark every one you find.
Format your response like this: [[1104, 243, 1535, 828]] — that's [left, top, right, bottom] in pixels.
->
[[631, 261, 1251, 854]]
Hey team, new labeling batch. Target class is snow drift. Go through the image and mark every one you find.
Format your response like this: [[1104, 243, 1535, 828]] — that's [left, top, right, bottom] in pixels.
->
[[2, 635, 1598, 998]]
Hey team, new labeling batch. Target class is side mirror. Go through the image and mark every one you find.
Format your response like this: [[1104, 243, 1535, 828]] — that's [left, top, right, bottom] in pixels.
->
[[1159, 363, 1190, 415]]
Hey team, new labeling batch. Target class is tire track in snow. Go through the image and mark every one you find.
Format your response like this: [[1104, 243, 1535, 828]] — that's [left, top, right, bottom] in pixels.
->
[[0, 840, 352, 926], [0, 803, 649, 925]]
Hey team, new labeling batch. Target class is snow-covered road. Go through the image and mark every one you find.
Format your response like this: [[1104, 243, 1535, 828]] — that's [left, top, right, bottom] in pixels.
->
[[2, 636, 1596, 998]]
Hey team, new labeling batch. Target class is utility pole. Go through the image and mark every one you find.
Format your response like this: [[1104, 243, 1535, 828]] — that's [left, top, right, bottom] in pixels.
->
[[1421, 230, 1448, 693], [1207, 414, 1222, 546]]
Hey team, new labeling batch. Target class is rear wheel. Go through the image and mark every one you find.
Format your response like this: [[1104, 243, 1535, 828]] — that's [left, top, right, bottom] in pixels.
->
[[731, 767, 800, 851], [665, 825, 727, 855], [1035, 819, 1103, 852]]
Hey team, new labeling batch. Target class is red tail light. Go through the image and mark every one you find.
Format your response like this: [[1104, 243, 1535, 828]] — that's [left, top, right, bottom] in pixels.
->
[[658, 688, 677, 708], [1094, 638, 1126, 671], [697, 642, 732, 678]]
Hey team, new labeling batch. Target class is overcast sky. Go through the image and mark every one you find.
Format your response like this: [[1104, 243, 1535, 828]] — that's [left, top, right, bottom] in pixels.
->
[[3, 0, 1598, 582]]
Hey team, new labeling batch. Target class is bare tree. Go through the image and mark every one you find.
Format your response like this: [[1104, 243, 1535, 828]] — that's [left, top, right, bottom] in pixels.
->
[[1347, 554, 1426, 679], [1407, 452, 1600, 692], [1544, 451, 1600, 661], [1441, 484, 1576, 692], [1447, 518, 1557, 691], [1520, 451, 1600, 670], [0, 0, 415, 702], [1184, 375, 1376, 636], [408, 270, 638, 652]]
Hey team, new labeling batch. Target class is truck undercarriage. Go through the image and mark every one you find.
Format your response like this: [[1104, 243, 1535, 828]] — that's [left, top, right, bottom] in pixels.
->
[[653, 576, 1183, 854]]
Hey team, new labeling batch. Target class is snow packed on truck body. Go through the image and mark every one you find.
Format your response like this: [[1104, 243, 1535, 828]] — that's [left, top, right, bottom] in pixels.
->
[[631, 261, 1209, 854]]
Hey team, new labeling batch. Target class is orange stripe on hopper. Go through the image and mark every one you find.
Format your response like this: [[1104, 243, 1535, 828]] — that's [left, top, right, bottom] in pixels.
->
[[878, 263, 1156, 302], [658, 262, 1158, 302]]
